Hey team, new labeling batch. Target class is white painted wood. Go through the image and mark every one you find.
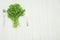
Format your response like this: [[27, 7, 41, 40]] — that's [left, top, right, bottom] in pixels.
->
[[0, 0, 60, 40]]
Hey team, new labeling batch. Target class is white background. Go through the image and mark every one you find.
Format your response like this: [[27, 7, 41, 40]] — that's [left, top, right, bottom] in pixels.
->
[[0, 0, 60, 40]]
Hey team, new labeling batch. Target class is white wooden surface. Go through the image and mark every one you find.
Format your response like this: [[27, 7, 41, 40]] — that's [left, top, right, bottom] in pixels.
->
[[0, 0, 60, 40]]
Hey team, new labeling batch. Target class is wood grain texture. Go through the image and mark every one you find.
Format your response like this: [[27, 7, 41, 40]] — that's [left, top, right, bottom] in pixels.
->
[[0, 0, 60, 40]]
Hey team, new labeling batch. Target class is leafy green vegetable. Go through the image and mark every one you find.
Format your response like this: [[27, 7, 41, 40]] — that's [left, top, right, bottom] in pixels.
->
[[7, 4, 25, 28]]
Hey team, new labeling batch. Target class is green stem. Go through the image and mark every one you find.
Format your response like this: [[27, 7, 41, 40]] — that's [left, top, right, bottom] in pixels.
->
[[13, 19, 19, 28]]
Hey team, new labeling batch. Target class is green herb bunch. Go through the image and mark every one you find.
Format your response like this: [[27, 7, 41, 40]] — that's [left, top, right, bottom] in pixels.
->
[[7, 4, 25, 28]]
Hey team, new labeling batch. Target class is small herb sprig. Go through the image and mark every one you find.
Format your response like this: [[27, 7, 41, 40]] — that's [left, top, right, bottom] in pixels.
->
[[7, 4, 25, 28]]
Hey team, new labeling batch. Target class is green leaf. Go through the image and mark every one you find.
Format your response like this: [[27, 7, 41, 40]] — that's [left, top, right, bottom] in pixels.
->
[[7, 3, 25, 28]]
